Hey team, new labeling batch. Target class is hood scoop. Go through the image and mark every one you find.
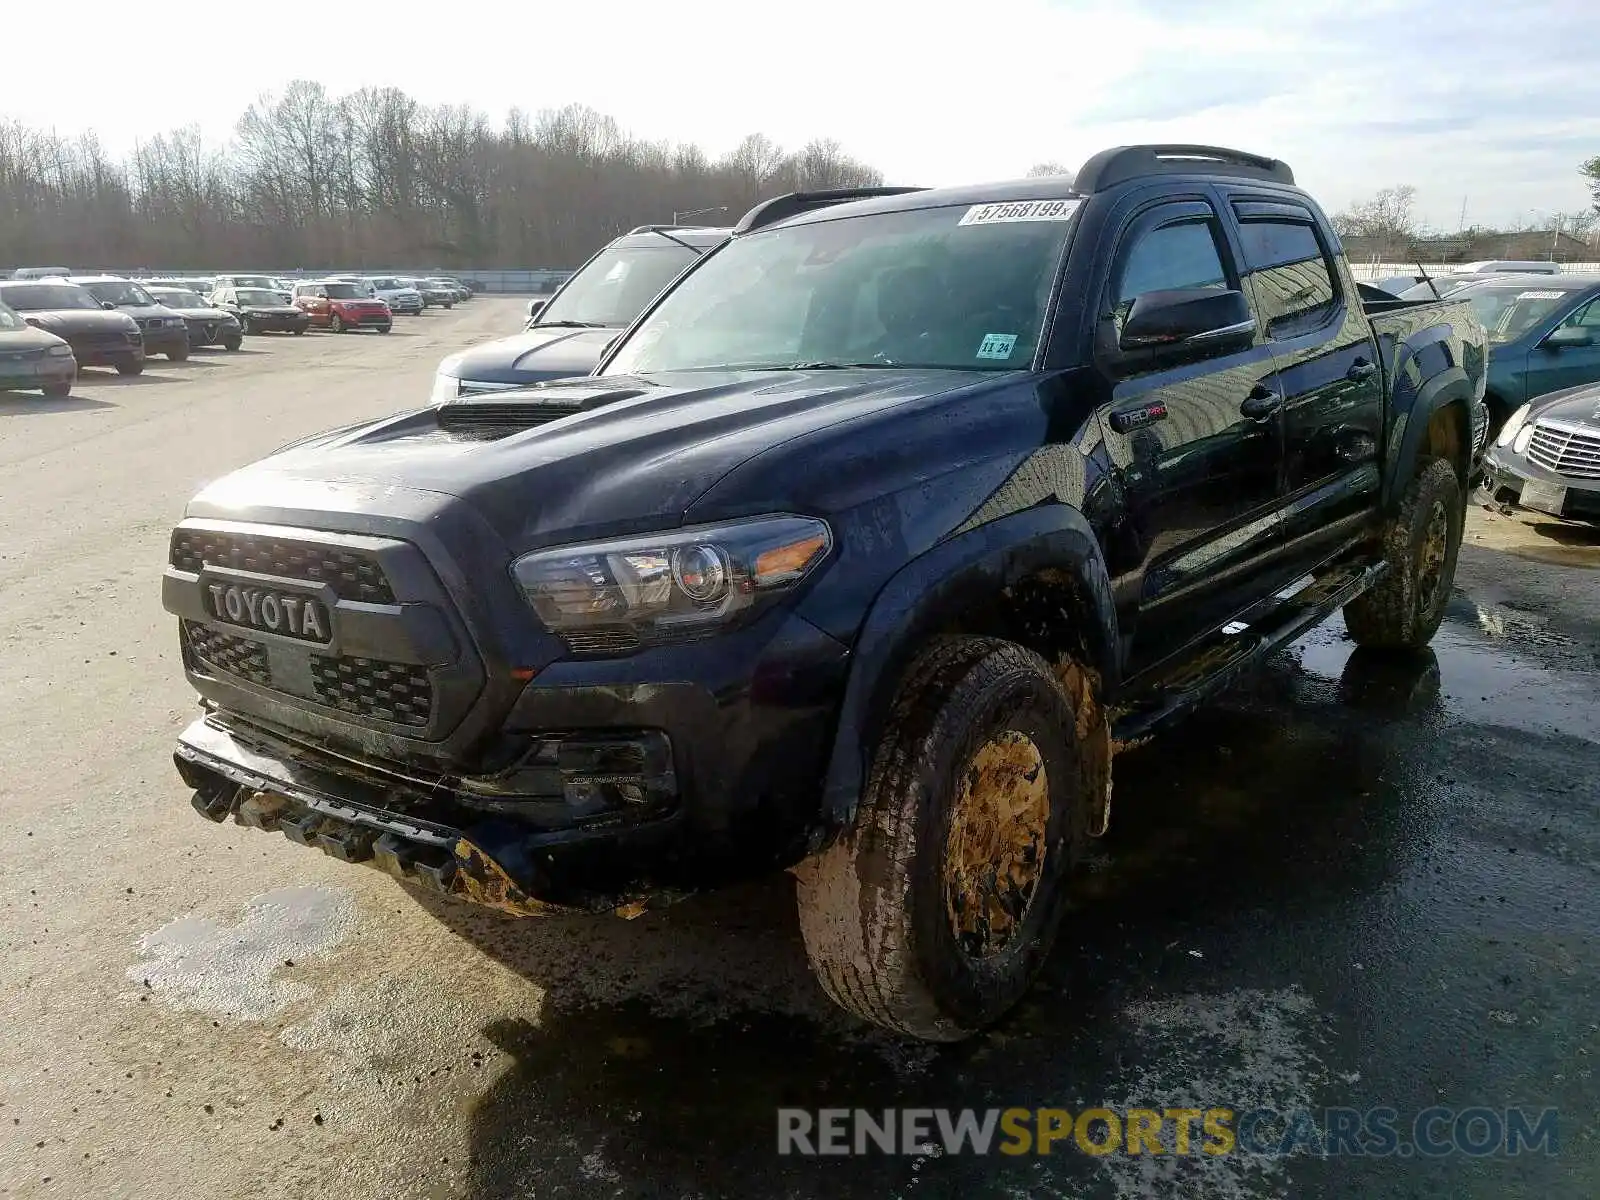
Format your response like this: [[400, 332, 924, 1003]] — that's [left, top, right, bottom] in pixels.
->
[[434, 386, 649, 441]]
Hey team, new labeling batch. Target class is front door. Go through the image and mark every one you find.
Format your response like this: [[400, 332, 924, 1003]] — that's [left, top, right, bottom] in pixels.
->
[[1523, 296, 1600, 400], [1095, 198, 1287, 675], [1227, 198, 1384, 564]]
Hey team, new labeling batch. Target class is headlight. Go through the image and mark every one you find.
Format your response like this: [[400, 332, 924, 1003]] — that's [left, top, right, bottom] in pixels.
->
[[47, 344, 73, 357], [1512, 424, 1536, 455], [428, 371, 461, 405], [1497, 403, 1531, 447], [512, 516, 832, 650], [166, 317, 186, 327]]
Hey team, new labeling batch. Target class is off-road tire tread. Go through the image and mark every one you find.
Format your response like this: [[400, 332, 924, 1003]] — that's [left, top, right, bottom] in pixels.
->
[[796, 635, 1083, 1042], [1344, 456, 1462, 649]]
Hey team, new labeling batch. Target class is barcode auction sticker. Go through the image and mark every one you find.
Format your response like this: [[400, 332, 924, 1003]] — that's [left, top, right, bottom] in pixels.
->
[[958, 198, 1083, 226], [1517, 291, 1567, 300]]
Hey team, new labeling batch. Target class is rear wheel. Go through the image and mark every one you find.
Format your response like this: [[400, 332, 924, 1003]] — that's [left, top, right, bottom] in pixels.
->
[[1343, 456, 1463, 650], [116, 360, 144, 376], [377, 324, 392, 334], [794, 636, 1089, 1041], [292, 327, 306, 336], [222, 336, 242, 351]]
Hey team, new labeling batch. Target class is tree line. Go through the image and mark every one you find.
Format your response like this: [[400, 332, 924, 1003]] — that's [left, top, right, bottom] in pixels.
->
[[0, 82, 891, 271]]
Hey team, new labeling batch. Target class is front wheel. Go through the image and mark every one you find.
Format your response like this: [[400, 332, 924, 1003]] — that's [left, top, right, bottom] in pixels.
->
[[116, 360, 144, 376], [222, 336, 242, 351], [292, 327, 306, 336], [794, 636, 1089, 1041], [1343, 456, 1463, 650], [42, 379, 71, 398], [377, 324, 392, 334], [330, 313, 345, 333], [168, 344, 189, 362]]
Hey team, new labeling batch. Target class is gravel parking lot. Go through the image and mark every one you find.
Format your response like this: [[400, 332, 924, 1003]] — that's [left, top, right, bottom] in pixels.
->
[[2, 297, 1596, 1199]]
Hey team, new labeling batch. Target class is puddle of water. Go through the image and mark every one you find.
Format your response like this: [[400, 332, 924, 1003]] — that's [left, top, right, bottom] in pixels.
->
[[127, 885, 356, 1020], [1295, 619, 1600, 743]]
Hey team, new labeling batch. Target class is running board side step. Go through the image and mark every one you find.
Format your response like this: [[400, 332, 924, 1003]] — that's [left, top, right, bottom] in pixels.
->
[[1111, 560, 1386, 746]]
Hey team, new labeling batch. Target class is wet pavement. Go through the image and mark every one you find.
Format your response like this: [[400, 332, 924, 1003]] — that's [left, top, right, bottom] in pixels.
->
[[1, 319, 1596, 1199]]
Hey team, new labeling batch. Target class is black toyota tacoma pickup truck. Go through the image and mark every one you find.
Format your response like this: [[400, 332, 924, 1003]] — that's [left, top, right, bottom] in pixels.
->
[[164, 145, 1488, 1041]]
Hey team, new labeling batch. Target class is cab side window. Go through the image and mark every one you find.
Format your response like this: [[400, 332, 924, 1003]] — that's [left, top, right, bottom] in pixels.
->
[[1559, 298, 1600, 329], [1236, 216, 1339, 339], [1115, 221, 1229, 310]]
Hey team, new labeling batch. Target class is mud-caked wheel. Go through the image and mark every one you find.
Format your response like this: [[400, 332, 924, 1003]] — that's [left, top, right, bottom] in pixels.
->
[[1344, 457, 1463, 650], [794, 636, 1092, 1041]]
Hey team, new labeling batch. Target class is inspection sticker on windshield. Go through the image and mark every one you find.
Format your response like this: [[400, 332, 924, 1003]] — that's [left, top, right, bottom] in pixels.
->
[[976, 333, 1018, 360], [958, 198, 1082, 226], [1517, 290, 1566, 300]]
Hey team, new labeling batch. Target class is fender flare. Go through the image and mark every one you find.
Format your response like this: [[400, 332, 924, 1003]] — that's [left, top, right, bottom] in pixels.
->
[[816, 503, 1118, 835], [1385, 364, 1473, 506]]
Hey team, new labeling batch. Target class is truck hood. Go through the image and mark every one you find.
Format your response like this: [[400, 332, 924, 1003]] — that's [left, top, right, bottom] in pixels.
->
[[1530, 381, 1600, 427], [437, 326, 618, 386], [192, 368, 994, 550]]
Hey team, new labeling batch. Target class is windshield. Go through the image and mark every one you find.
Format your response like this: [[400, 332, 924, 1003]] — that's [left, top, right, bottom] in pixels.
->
[[542, 242, 706, 328], [1461, 285, 1583, 344], [325, 283, 368, 299], [369, 278, 399, 289], [227, 276, 276, 289], [85, 280, 157, 306], [149, 289, 203, 307], [0, 302, 21, 331], [236, 289, 284, 305], [603, 203, 1076, 374], [0, 283, 99, 311]]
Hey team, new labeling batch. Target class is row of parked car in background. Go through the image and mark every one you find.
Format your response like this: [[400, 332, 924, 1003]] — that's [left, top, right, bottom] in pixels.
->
[[1362, 261, 1600, 523], [0, 268, 475, 398]]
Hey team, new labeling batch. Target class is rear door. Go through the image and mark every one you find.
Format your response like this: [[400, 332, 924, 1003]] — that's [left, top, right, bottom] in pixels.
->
[[1093, 195, 1288, 673], [1226, 196, 1384, 563]]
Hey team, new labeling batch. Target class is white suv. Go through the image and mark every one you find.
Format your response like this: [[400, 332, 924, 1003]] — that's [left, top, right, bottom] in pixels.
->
[[364, 276, 424, 316]]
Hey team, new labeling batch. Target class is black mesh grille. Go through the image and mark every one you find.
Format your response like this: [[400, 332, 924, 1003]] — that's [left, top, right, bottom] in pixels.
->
[[183, 620, 271, 686], [309, 654, 433, 727], [562, 626, 643, 655], [435, 404, 583, 441], [169, 530, 396, 604]]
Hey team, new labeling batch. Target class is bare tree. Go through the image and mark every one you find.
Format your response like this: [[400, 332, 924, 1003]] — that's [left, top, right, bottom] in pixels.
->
[[0, 85, 886, 271], [1330, 185, 1419, 244]]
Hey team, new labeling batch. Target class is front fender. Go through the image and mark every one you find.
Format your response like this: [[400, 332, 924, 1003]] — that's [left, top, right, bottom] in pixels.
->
[[816, 503, 1117, 837]]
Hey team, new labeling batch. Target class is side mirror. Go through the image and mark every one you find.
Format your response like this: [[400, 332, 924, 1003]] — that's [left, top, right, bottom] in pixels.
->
[[1542, 325, 1594, 350], [526, 298, 547, 322], [101, 301, 118, 310], [1120, 288, 1254, 353]]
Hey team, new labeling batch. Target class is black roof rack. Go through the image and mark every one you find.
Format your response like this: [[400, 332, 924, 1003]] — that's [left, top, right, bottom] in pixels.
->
[[1073, 144, 1294, 193], [734, 186, 929, 234]]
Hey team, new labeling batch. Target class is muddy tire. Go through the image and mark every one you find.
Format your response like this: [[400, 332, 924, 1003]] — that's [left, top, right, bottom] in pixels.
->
[[794, 636, 1089, 1041], [1343, 456, 1463, 650]]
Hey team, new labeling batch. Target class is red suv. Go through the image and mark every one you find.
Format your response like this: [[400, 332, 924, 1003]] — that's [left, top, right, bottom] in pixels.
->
[[292, 280, 393, 333]]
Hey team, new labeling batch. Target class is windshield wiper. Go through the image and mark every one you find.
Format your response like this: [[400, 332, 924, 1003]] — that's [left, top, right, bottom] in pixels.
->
[[753, 360, 906, 371], [531, 319, 605, 329]]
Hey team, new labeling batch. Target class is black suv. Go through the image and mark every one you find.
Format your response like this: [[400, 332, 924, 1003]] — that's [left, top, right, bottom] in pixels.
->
[[429, 226, 730, 402], [165, 146, 1487, 1040]]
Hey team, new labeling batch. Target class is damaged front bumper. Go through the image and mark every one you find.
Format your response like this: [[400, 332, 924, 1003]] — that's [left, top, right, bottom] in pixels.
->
[[175, 713, 689, 917]]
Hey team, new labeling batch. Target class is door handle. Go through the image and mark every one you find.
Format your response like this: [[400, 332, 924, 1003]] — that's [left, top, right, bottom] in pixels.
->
[[1240, 384, 1283, 420], [1346, 358, 1378, 381]]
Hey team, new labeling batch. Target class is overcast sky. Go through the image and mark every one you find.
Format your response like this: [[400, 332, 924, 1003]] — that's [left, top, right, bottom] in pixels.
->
[[5, 0, 1596, 230]]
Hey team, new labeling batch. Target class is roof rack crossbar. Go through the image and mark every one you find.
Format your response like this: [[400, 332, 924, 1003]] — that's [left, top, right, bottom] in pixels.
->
[[1073, 144, 1294, 193], [734, 186, 929, 234]]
